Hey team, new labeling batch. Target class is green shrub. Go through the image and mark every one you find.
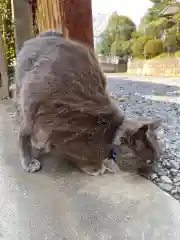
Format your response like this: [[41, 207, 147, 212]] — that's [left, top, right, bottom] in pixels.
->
[[175, 51, 180, 57], [153, 52, 172, 59], [111, 39, 133, 57], [131, 35, 152, 58], [144, 39, 164, 58], [0, 0, 15, 79], [163, 30, 177, 53]]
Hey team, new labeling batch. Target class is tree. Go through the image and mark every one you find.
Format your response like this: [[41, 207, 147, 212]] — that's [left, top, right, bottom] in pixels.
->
[[144, 39, 164, 58], [106, 12, 136, 41], [95, 30, 113, 55], [96, 12, 136, 56], [0, 0, 16, 96], [139, 0, 169, 34], [0, 0, 15, 76], [111, 39, 133, 57], [11, 0, 33, 54], [131, 35, 152, 58], [136, 0, 180, 58], [163, 28, 180, 53], [144, 17, 169, 39], [0, 30, 9, 97]]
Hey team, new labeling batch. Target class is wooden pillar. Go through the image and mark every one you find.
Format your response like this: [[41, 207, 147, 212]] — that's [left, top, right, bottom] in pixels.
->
[[11, 0, 33, 54], [61, 0, 94, 48], [0, 30, 9, 98]]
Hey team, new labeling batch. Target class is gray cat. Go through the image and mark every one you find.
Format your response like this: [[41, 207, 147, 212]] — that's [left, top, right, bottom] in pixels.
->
[[15, 30, 163, 176]]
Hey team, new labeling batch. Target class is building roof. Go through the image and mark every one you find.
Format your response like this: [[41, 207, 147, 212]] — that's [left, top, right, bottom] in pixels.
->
[[159, 2, 180, 16]]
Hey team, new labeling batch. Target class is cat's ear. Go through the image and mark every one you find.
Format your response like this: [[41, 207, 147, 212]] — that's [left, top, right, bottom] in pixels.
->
[[133, 124, 149, 137], [134, 118, 162, 136], [148, 118, 162, 130]]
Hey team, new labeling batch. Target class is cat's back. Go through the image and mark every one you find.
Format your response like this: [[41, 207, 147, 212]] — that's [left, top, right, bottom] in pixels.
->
[[16, 34, 105, 94]]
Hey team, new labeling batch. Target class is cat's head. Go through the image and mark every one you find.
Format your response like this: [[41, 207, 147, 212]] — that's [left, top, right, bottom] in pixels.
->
[[113, 118, 164, 175]]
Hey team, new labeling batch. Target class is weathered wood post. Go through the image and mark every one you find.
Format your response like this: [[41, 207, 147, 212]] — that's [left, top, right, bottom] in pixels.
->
[[0, 30, 9, 98], [11, 0, 33, 54], [35, 0, 94, 48], [60, 0, 94, 48]]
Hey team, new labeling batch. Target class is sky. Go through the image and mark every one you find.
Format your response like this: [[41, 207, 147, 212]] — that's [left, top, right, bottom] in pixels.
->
[[92, 0, 153, 26]]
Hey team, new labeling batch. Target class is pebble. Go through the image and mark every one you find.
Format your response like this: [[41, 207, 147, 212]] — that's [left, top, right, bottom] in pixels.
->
[[170, 168, 178, 176], [150, 173, 158, 180], [174, 182, 180, 187], [158, 183, 173, 192], [163, 161, 172, 169], [171, 188, 178, 195], [154, 178, 161, 184], [177, 187, 180, 194], [162, 160, 169, 167], [169, 160, 179, 170], [173, 176, 180, 183], [156, 168, 169, 177], [160, 176, 172, 184], [174, 194, 180, 200]]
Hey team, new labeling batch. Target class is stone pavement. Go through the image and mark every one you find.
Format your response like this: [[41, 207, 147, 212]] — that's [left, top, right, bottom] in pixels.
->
[[0, 100, 180, 240]]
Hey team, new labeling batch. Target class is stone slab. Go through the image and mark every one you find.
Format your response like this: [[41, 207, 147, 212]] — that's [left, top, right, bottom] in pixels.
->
[[0, 100, 180, 240]]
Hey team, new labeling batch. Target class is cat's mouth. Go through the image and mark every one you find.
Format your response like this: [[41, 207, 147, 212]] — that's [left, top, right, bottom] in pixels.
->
[[138, 160, 154, 177]]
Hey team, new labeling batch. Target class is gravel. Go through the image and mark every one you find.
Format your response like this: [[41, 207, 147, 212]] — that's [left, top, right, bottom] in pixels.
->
[[108, 77, 180, 201]]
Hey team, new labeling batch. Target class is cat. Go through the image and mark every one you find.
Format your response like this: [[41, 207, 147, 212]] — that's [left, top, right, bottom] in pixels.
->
[[15, 30, 163, 176]]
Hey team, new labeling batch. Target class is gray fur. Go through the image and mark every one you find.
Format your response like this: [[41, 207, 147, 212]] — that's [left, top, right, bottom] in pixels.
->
[[15, 30, 163, 175]]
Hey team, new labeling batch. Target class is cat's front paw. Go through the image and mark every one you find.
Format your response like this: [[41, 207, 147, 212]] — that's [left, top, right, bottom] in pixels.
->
[[103, 158, 120, 173], [21, 158, 41, 173], [80, 164, 107, 176]]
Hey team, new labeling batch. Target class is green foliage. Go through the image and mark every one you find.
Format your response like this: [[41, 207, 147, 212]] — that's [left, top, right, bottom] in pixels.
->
[[97, 0, 180, 59], [95, 30, 113, 55], [153, 52, 170, 58], [96, 12, 136, 56], [163, 27, 180, 52], [111, 40, 121, 56], [150, 0, 162, 3], [175, 50, 180, 57], [106, 12, 136, 41], [139, 0, 171, 34], [144, 17, 169, 38], [163, 31, 176, 52], [0, 0, 15, 78], [144, 39, 163, 58], [173, 12, 180, 25], [137, 0, 180, 59], [111, 39, 134, 57], [131, 31, 142, 39], [131, 35, 152, 58], [120, 40, 134, 56], [95, 0, 180, 59]]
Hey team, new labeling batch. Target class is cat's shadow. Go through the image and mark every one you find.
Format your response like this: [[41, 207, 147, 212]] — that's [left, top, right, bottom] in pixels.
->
[[36, 151, 78, 175], [34, 149, 150, 180]]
